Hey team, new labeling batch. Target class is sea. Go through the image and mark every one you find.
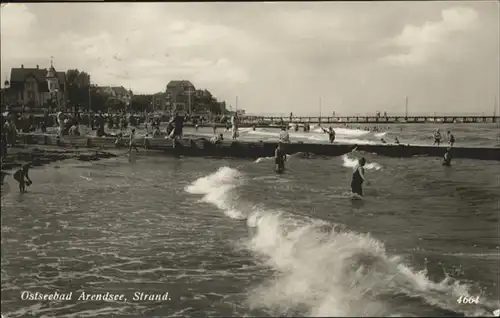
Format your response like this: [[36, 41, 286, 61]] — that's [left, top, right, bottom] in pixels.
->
[[1, 123, 499, 317]]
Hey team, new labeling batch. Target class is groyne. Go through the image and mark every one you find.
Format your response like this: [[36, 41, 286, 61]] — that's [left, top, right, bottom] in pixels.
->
[[12, 133, 500, 161]]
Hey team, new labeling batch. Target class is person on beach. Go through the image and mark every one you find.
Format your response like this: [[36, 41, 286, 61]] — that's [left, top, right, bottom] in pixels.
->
[[128, 128, 140, 154], [322, 126, 336, 143], [1, 128, 7, 160], [433, 128, 442, 146], [442, 148, 452, 166], [169, 112, 185, 139], [210, 133, 224, 145], [351, 157, 368, 197], [231, 113, 239, 140], [14, 163, 32, 194], [447, 130, 455, 147], [114, 132, 124, 147], [275, 143, 287, 173], [168, 112, 185, 148], [279, 126, 290, 143]]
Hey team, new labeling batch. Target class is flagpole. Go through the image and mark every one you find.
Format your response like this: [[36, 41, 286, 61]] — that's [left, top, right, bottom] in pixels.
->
[[88, 74, 91, 127]]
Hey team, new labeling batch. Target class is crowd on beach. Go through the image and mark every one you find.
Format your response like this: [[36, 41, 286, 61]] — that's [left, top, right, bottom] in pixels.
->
[[1, 109, 460, 197]]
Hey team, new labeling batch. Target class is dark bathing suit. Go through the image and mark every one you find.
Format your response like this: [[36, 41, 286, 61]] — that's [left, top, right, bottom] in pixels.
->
[[329, 131, 335, 143], [275, 149, 286, 172], [173, 115, 184, 137], [351, 166, 364, 196]]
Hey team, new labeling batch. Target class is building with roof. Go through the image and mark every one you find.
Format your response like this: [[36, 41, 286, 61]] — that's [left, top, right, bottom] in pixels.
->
[[95, 86, 132, 107], [152, 92, 168, 112], [165, 80, 196, 114], [6, 62, 67, 110]]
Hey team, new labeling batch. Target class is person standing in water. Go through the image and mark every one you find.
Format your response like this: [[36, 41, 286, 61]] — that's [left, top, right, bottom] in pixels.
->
[[442, 148, 452, 166], [275, 143, 287, 173], [128, 128, 140, 154], [322, 126, 336, 143], [279, 126, 290, 143], [447, 130, 455, 147], [14, 163, 32, 194], [433, 128, 442, 146], [231, 113, 239, 140], [351, 157, 368, 197]]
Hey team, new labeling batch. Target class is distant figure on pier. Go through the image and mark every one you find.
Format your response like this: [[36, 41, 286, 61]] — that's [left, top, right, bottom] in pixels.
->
[[231, 113, 239, 140], [447, 130, 455, 147], [442, 148, 452, 167], [279, 126, 290, 143], [433, 129, 442, 146]]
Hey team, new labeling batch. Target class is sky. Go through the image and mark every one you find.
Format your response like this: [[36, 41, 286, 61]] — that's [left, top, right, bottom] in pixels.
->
[[1, 1, 499, 116]]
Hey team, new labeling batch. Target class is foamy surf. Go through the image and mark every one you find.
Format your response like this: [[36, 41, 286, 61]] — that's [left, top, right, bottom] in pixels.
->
[[185, 167, 245, 219], [312, 127, 370, 137], [342, 154, 382, 171], [185, 167, 497, 317], [255, 154, 292, 164]]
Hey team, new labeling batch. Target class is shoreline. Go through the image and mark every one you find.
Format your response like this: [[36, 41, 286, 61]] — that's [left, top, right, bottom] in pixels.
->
[[1, 146, 117, 179], [9, 133, 500, 161]]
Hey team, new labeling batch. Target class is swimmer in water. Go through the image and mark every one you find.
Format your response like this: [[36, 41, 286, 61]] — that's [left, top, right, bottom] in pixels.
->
[[433, 128, 442, 146], [275, 143, 287, 173], [322, 127, 336, 143], [279, 126, 290, 143], [447, 130, 455, 147], [442, 148, 452, 166], [351, 157, 368, 197], [128, 128, 140, 154], [14, 163, 32, 193]]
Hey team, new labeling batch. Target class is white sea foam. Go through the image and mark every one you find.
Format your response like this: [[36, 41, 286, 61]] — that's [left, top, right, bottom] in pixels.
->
[[312, 127, 370, 137], [341, 154, 382, 171], [185, 167, 497, 317]]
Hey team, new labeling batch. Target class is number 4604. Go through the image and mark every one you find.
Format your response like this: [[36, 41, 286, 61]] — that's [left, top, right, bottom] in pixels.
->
[[457, 295, 480, 304]]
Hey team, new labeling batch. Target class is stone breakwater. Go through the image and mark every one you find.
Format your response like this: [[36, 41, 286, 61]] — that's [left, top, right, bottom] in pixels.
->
[[12, 133, 500, 161], [1, 146, 117, 172]]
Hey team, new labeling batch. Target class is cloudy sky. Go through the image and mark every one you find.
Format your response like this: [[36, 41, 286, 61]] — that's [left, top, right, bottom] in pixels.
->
[[1, 2, 498, 115]]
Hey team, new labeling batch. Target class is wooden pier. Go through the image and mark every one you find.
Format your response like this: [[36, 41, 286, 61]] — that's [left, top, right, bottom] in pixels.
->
[[238, 115, 499, 124]]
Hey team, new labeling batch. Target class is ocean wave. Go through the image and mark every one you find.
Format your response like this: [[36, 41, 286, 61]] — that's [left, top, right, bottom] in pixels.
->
[[342, 154, 382, 171], [185, 167, 498, 317]]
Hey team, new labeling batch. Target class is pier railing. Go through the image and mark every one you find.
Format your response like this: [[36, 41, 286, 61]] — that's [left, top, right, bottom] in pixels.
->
[[236, 116, 499, 124]]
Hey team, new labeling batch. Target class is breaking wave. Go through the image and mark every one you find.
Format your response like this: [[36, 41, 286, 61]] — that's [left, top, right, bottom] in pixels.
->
[[342, 154, 382, 171], [185, 167, 498, 317]]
